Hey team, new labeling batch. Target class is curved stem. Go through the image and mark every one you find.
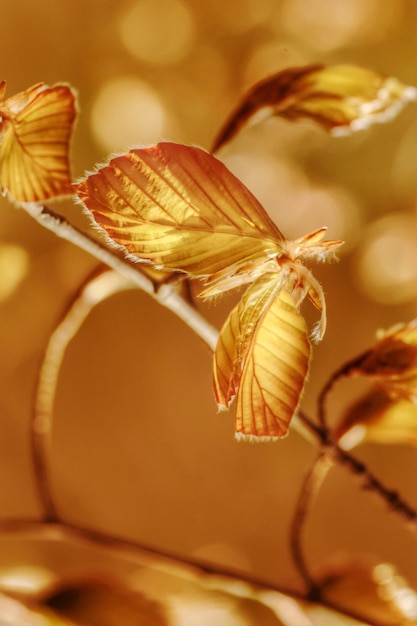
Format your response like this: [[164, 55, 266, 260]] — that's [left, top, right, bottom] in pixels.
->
[[297, 411, 417, 527], [0, 517, 392, 625], [290, 451, 333, 598], [317, 351, 369, 429], [32, 268, 136, 521], [20, 201, 417, 534], [22, 203, 219, 352]]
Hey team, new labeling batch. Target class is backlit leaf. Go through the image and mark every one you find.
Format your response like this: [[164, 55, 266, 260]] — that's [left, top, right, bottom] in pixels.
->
[[0, 591, 74, 625], [212, 64, 417, 151], [76, 142, 341, 439], [337, 389, 417, 450], [345, 320, 417, 403], [42, 576, 168, 626], [75, 142, 285, 278], [319, 558, 417, 625], [0, 81, 76, 202], [214, 277, 311, 440]]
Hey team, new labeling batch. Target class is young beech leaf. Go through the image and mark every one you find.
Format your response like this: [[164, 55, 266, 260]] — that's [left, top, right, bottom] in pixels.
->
[[333, 320, 417, 450], [337, 389, 417, 450], [319, 558, 417, 625], [0, 81, 77, 202], [214, 276, 310, 439], [75, 142, 342, 440], [212, 64, 417, 151], [346, 320, 417, 403]]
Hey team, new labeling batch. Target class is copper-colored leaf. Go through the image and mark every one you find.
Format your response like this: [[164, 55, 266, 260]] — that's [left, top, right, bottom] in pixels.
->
[[212, 64, 417, 151], [337, 389, 417, 450], [76, 142, 341, 439], [42, 576, 168, 626], [346, 320, 417, 403], [0, 590, 75, 625], [75, 142, 286, 278], [214, 277, 311, 440], [0, 81, 77, 202], [319, 558, 417, 625]]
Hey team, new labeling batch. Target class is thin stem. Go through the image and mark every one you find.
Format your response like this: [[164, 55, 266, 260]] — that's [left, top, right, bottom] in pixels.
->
[[32, 268, 136, 521], [20, 201, 417, 535], [290, 451, 333, 598], [317, 351, 369, 429], [296, 411, 417, 528], [0, 516, 392, 626], [22, 203, 219, 352]]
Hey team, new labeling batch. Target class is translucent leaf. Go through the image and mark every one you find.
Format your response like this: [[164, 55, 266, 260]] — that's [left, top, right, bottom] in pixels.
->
[[0, 590, 74, 625], [346, 320, 417, 404], [214, 276, 311, 440], [0, 81, 77, 202], [212, 64, 417, 151], [319, 558, 417, 625], [76, 142, 341, 439], [337, 389, 417, 450], [42, 576, 168, 626], [75, 142, 285, 278]]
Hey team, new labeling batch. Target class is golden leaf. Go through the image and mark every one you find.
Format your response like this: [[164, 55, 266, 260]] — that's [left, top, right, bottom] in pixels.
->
[[347, 320, 417, 403], [319, 558, 417, 625], [337, 389, 417, 450], [0, 590, 75, 625], [215, 277, 310, 440], [0, 81, 77, 202], [76, 143, 341, 439], [212, 64, 417, 151], [75, 142, 286, 278], [42, 576, 168, 626]]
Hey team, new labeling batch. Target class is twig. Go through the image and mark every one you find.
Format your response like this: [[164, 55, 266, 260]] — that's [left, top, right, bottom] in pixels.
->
[[32, 268, 136, 521], [290, 451, 333, 598], [317, 351, 369, 429], [0, 516, 391, 625], [20, 202, 417, 535], [22, 202, 219, 352]]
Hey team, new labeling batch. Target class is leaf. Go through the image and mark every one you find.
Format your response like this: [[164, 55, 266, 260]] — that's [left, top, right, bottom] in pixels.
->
[[76, 142, 341, 439], [0, 590, 75, 625], [41, 576, 168, 626], [345, 320, 417, 403], [214, 277, 311, 439], [0, 81, 77, 202], [212, 64, 417, 151], [319, 558, 417, 625], [75, 142, 286, 278], [336, 389, 417, 450]]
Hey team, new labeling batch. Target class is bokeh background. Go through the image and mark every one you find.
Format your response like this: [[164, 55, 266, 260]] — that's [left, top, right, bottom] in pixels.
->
[[1, 0, 417, 602]]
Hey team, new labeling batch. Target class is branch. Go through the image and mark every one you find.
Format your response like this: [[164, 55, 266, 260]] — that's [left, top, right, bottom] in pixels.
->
[[21, 201, 417, 535], [22, 202, 219, 352], [0, 517, 392, 625], [290, 451, 333, 598], [32, 268, 136, 521]]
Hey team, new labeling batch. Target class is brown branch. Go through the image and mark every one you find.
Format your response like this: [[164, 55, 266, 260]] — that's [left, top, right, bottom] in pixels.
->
[[297, 410, 417, 528], [0, 516, 391, 625]]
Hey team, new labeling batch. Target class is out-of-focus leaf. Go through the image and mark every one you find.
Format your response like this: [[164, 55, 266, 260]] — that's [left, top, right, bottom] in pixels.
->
[[40, 576, 168, 626], [0, 590, 75, 625], [318, 558, 417, 625], [0, 81, 76, 202], [345, 320, 417, 403], [76, 142, 342, 439], [212, 64, 417, 151], [214, 278, 310, 439], [337, 389, 417, 450]]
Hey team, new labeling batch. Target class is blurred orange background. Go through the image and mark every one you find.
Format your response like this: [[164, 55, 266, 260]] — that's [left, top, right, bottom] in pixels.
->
[[1, 0, 417, 598]]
